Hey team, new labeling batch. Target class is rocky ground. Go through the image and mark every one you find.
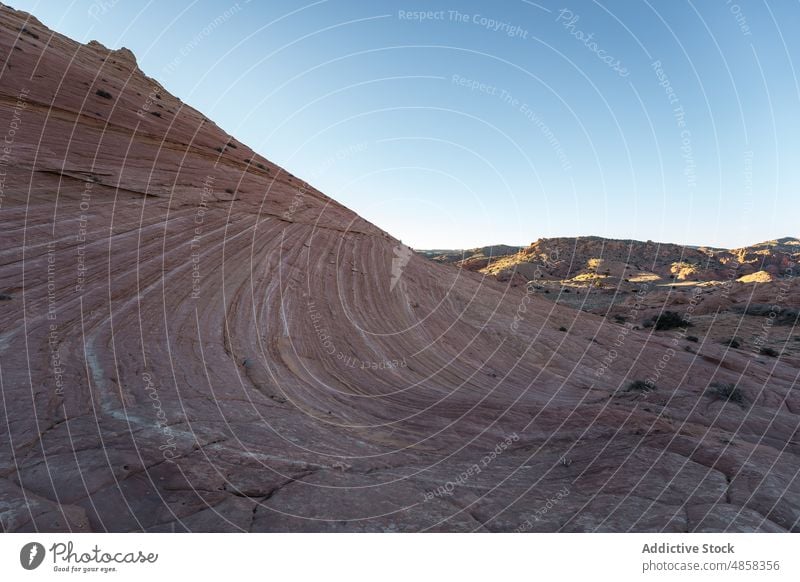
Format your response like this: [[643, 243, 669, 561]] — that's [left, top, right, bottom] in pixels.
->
[[1, 4, 799, 533], [424, 236, 799, 358]]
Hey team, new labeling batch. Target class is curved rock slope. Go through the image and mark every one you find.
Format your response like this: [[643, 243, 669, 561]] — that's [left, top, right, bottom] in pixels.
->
[[1, 5, 799, 532]]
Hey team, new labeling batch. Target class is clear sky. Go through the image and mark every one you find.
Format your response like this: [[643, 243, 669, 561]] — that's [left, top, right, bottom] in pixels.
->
[[8, 0, 799, 249]]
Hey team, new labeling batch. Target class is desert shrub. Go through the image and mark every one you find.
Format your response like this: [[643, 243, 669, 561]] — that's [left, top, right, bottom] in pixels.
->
[[686, 335, 699, 342], [95, 89, 112, 99], [732, 304, 799, 326], [760, 346, 779, 357], [0, 293, 12, 301], [653, 311, 688, 330], [626, 380, 653, 393], [779, 308, 799, 326], [558, 326, 567, 332], [214, 146, 223, 153], [723, 337, 741, 349], [224, 188, 234, 194], [736, 303, 772, 317], [706, 382, 745, 406]]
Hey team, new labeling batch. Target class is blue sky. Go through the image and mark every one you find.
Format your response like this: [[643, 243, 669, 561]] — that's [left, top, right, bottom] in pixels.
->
[[9, 0, 799, 249]]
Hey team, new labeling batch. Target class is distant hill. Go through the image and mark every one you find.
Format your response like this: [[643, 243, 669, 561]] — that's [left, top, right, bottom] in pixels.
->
[[419, 236, 799, 286], [417, 244, 525, 271]]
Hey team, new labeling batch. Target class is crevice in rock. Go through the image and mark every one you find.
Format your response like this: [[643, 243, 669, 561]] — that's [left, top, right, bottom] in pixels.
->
[[246, 469, 317, 532]]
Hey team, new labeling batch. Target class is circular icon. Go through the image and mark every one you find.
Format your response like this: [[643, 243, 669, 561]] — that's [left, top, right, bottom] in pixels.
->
[[20, 542, 46, 570]]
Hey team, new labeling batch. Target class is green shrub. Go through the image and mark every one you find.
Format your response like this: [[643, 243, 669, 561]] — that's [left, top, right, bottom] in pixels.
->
[[777, 306, 795, 324], [733, 304, 799, 326], [653, 311, 688, 330], [626, 380, 653, 393], [706, 382, 745, 406]]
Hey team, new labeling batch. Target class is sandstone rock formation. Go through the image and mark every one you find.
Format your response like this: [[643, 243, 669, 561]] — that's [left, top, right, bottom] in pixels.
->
[[1, 4, 799, 532], [431, 236, 799, 284]]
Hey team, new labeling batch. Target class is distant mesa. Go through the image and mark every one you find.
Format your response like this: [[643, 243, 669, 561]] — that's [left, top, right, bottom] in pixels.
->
[[418, 235, 800, 287]]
